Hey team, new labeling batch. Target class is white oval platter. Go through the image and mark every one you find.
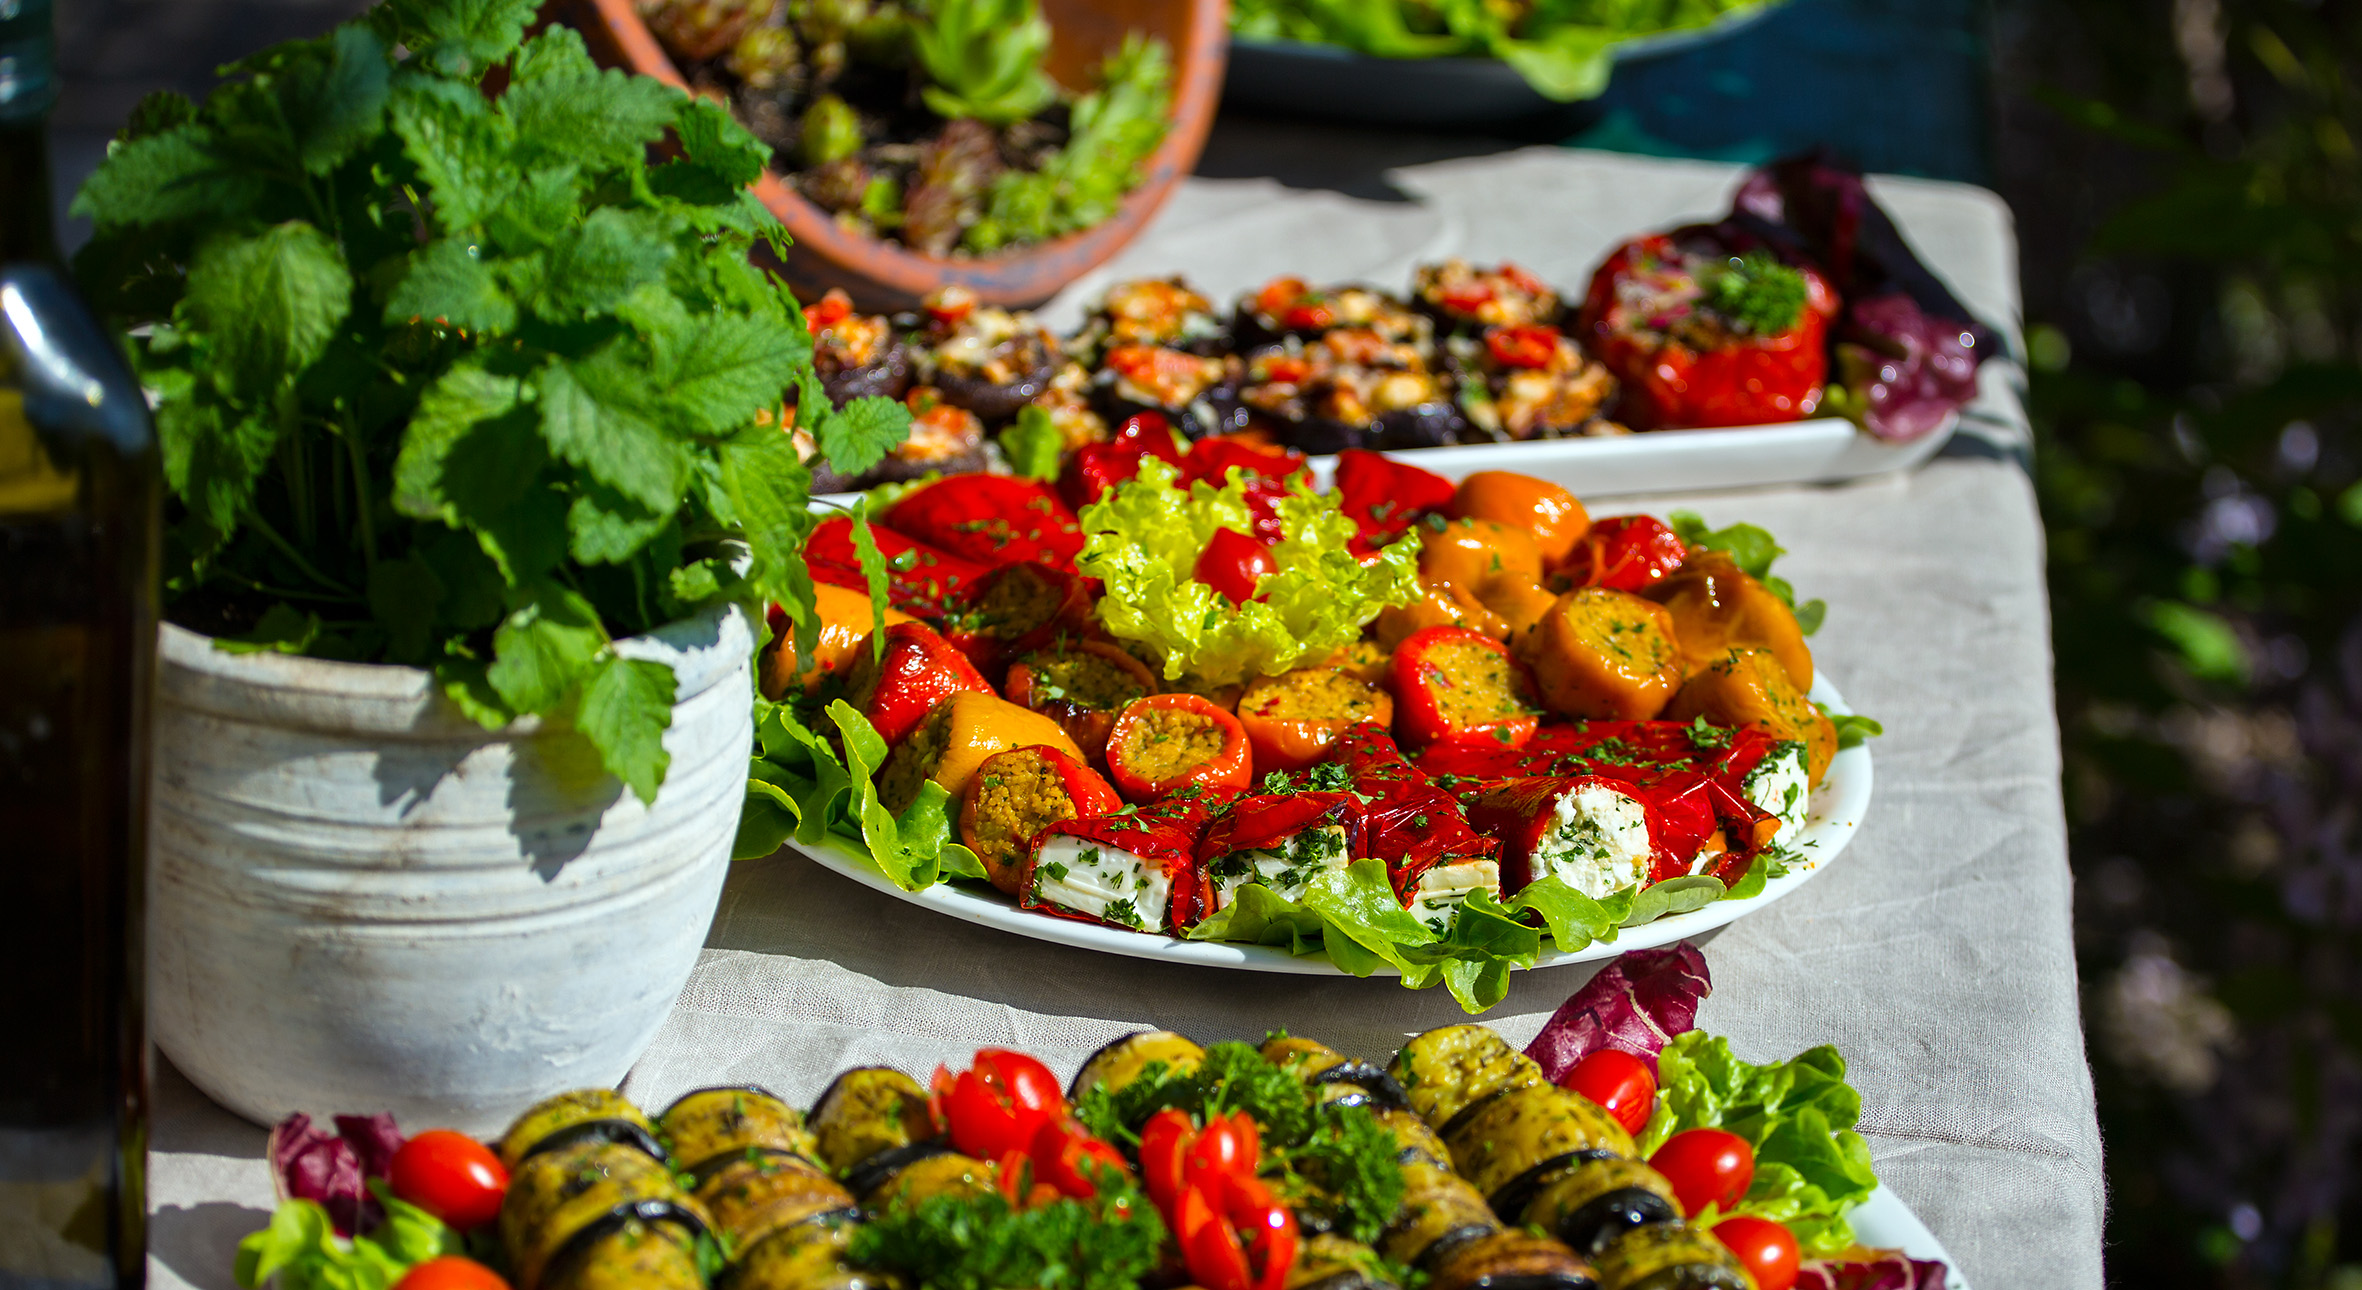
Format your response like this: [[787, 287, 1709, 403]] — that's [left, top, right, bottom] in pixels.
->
[[787, 674, 1872, 975]]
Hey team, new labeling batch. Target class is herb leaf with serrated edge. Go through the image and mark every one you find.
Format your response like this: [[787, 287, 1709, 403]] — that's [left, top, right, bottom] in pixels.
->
[[72, 0, 910, 805]]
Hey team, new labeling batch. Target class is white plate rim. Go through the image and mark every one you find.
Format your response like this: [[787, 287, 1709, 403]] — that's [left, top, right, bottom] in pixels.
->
[[785, 675, 1872, 976], [1850, 1184, 1973, 1290]]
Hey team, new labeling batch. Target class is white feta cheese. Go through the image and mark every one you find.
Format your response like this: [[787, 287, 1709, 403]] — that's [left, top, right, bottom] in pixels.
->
[[1743, 741, 1811, 845], [1529, 783, 1655, 898], [1031, 837, 1172, 933], [1407, 861, 1502, 937], [1206, 825, 1350, 911]]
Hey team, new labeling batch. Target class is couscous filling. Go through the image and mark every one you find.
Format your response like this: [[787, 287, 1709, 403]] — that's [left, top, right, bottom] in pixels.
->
[[1021, 649, 1150, 711], [1117, 707, 1228, 779], [966, 750, 1078, 873], [1416, 641, 1537, 726], [1242, 668, 1384, 722]]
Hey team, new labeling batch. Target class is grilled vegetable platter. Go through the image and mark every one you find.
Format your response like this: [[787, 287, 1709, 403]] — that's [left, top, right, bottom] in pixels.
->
[[226, 946, 1961, 1290], [785, 155, 1994, 499], [738, 430, 1880, 1012]]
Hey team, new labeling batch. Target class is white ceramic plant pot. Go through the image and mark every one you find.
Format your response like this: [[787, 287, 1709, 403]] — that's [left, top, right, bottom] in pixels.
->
[[147, 603, 753, 1135]]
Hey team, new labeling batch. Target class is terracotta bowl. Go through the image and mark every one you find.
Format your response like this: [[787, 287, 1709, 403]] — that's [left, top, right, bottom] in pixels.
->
[[567, 0, 1229, 311]]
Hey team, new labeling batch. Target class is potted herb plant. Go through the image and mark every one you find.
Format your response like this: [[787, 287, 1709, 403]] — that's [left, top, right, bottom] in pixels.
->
[[571, 0, 1230, 310], [70, 0, 906, 1131]]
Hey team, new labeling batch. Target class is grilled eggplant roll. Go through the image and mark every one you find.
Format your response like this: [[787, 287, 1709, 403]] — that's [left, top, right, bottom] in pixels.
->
[[806, 289, 914, 405], [1287, 1233, 1404, 1290], [1260, 1035, 1411, 1111], [1587, 1222, 1752, 1290], [498, 1089, 666, 1171], [694, 1153, 856, 1257], [1521, 1157, 1683, 1258], [1070, 1029, 1206, 1101], [808, 1068, 942, 1176], [1094, 343, 1246, 440], [661, 1086, 821, 1179], [1441, 1083, 1636, 1219], [1076, 276, 1228, 361], [1447, 326, 1619, 442], [926, 303, 1064, 422], [1426, 1230, 1601, 1290], [1389, 1025, 1549, 1133], [735, 1217, 905, 1290], [1371, 1106, 1455, 1171], [858, 1150, 994, 1210], [540, 1217, 705, 1290], [501, 1140, 711, 1290], [1379, 1159, 1503, 1270], [1413, 260, 1563, 332]]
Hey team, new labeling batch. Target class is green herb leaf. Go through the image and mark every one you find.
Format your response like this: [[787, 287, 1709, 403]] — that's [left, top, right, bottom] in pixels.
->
[[578, 655, 677, 805], [384, 239, 517, 333], [184, 222, 353, 394], [814, 394, 915, 478], [1000, 404, 1064, 481], [537, 354, 688, 514], [1817, 704, 1885, 748], [486, 583, 607, 714]]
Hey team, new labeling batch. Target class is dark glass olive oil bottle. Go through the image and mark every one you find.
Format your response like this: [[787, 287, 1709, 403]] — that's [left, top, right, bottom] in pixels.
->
[[0, 0, 161, 1284]]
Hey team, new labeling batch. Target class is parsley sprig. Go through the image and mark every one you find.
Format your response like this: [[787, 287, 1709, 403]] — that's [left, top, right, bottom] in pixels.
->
[[71, 0, 909, 803], [1703, 249, 1810, 336]]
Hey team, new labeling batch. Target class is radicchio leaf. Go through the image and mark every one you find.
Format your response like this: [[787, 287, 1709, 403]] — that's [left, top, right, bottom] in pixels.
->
[[1524, 940, 1711, 1081], [1835, 293, 1985, 442], [1794, 1252, 1953, 1290], [265, 1112, 406, 1236]]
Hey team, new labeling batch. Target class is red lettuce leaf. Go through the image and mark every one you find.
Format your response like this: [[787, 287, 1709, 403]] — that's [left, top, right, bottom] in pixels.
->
[[1795, 1252, 1952, 1290], [1524, 940, 1712, 1081], [1835, 293, 1985, 442], [265, 1112, 406, 1236]]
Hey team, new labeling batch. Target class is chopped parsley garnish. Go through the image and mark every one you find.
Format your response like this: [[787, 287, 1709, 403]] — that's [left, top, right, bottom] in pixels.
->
[[1705, 249, 1809, 336], [848, 1174, 1165, 1290], [1287, 1103, 1409, 1246], [1686, 715, 1734, 750]]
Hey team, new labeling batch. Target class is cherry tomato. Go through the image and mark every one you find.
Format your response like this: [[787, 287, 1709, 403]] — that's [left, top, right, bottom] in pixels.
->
[[1485, 324, 1561, 370], [1182, 1112, 1259, 1194], [1559, 1049, 1658, 1137], [943, 1049, 1066, 1160], [392, 1257, 510, 1290], [1712, 1215, 1801, 1290], [1138, 1108, 1195, 1209], [1650, 1127, 1756, 1217], [1194, 528, 1278, 605], [1214, 1171, 1297, 1290], [386, 1131, 508, 1232], [1029, 1118, 1130, 1199], [1439, 282, 1495, 316], [1174, 1185, 1252, 1290], [1565, 514, 1690, 593]]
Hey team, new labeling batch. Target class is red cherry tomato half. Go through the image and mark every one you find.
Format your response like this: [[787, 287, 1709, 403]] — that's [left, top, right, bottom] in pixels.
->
[[1030, 1118, 1130, 1199], [386, 1131, 509, 1232], [1650, 1127, 1756, 1217], [1712, 1215, 1802, 1290], [1138, 1108, 1195, 1210], [944, 1049, 1067, 1160], [1181, 1111, 1259, 1194], [1194, 528, 1278, 605], [392, 1257, 510, 1290], [1559, 1049, 1658, 1137], [1566, 514, 1691, 593], [1175, 1184, 1253, 1290]]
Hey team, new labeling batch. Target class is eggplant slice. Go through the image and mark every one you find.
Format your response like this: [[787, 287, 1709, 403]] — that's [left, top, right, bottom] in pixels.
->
[[927, 307, 1064, 422]]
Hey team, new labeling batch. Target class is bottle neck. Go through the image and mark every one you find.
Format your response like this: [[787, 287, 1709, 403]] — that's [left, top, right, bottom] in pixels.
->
[[0, 123, 57, 266]]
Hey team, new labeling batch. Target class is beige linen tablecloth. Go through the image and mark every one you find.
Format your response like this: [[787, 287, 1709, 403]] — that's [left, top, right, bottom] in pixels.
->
[[145, 139, 2101, 1290]]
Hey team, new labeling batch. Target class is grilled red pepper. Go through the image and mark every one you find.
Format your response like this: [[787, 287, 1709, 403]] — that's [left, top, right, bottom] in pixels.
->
[[841, 620, 992, 747], [1323, 722, 1499, 903], [1105, 694, 1255, 804], [937, 560, 1094, 680], [1562, 514, 1690, 594], [1020, 787, 1226, 932], [1056, 413, 1187, 510], [1186, 438, 1307, 544], [1577, 233, 1839, 429], [1389, 625, 1542, 750], [1333, 449, 1455, 549], [805, 515, 987, 618], [882, 474, 1085, 571], [1459, 775, 1676, 894]]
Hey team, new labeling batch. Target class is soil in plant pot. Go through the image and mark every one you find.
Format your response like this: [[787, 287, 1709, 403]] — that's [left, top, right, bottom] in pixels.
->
[[638, 0, 1172, 258]]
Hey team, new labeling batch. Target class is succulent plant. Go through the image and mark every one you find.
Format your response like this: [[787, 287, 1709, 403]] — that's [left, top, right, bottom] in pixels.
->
[[799, 93, 865, 167], [910, 0, 1059, 126], [641, 0, 775, 61], [727, 21, 802, 90]]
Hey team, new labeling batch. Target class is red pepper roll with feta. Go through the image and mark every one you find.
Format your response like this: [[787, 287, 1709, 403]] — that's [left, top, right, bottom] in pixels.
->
[[880, 474, 1086, 571], [1389, 626, 1543, 751], [1194, 791, 1360, 913], [1323, 724, 1502, 934], [1699, 727, 1813, 849], [1022, 788, 1225, 934], [805, 515, 986, 618], [1105, 694, 1255, 804], [1460, 776, 1675, 898]]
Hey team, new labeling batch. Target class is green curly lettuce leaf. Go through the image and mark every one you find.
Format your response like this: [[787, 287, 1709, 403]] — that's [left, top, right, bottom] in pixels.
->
[[1078, 456, 1422, 687]]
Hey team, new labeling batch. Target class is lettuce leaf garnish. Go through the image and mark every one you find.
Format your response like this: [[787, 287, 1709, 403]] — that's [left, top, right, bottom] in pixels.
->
[[1077, 457, 1422, 687]]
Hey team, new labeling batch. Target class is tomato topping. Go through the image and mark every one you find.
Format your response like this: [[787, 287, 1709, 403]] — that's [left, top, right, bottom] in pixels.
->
[[882, 474, 1086, 572], [1713, 1215, 1802, 1290], [1576, 233, 1838, 429], [1334, 449, 1455, 545], [1484, 324, 1562, 370], [1500, 262, 1549, 296], [1193, 528, 1277, 606], [804, 288, 855, 335], [386, 1131, 508, 1232], [1104, 694, 1255, 803], [941, 1049, 1066, 1160], [392, 1257, 510, 1290], [924, 283, 977, 327], [1028, 1117, 1130, 1199], [1651, 1127, 1756, 1217], [1563, 514, 1691, 593], [1438, 282, 1495, 316], [1558, 1049, 1658, 1137], [1255, 353, 1314, 385]]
